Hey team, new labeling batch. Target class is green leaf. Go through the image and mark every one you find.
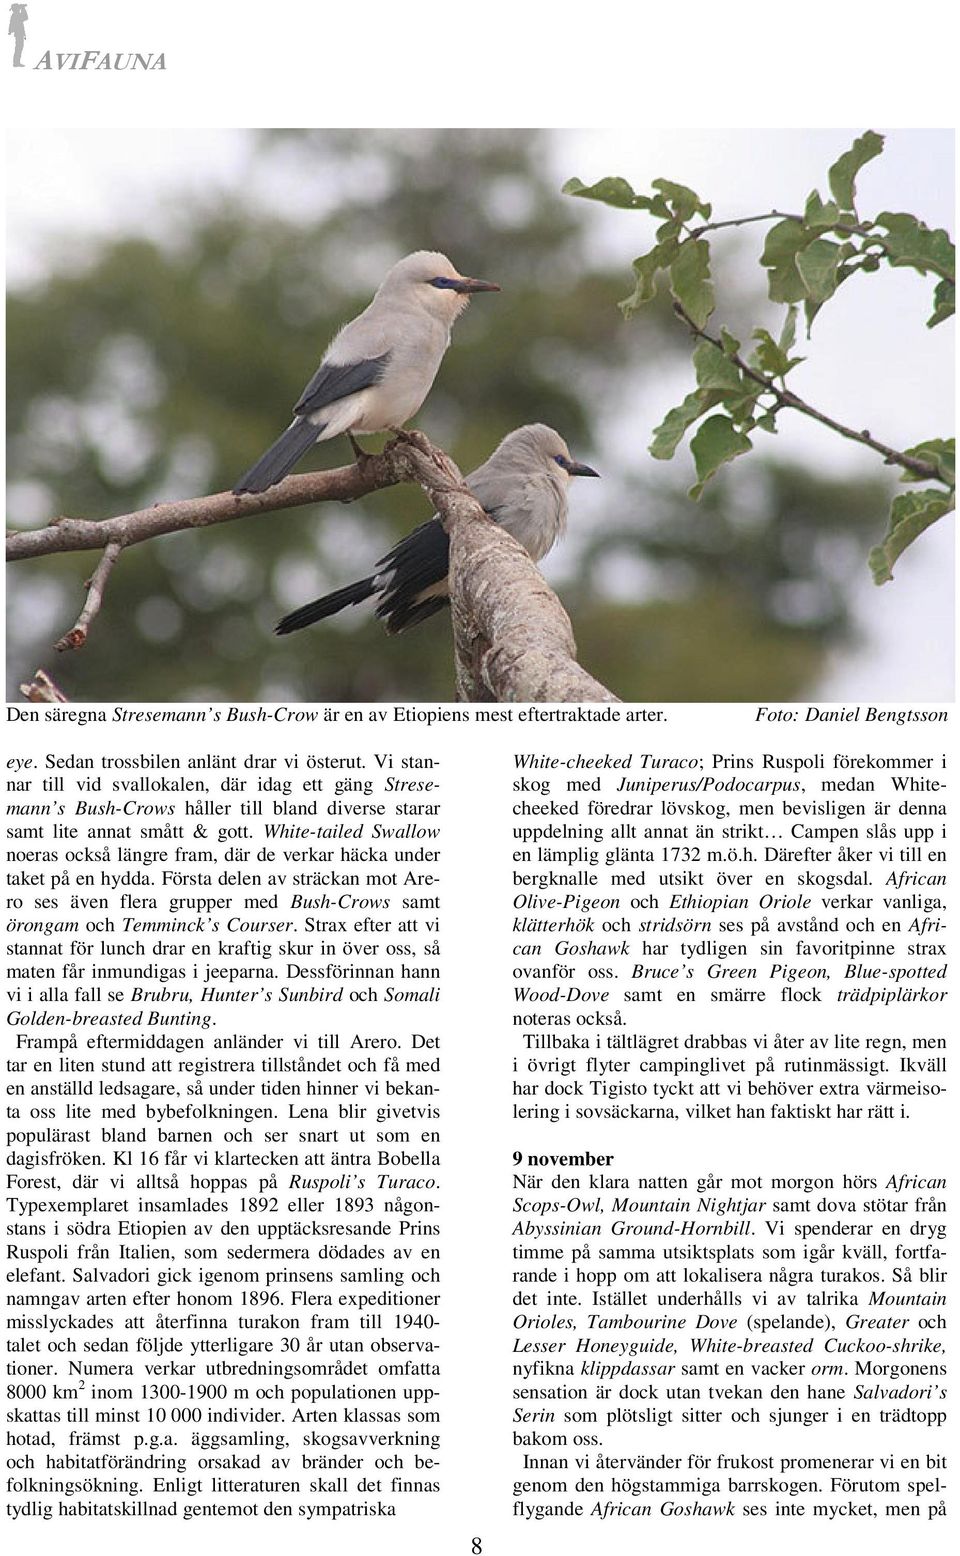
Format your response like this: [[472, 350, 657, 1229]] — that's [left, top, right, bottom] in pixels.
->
[[804, 189, 842, 229], [669, 239, 714, 328], [869, 489, 953, 584], [928, 278, 955, 328], [649, 387, 723, 460], [688, 415, 752, 498], [755, 411, 779, 434], [720, 328, 741, 355], [828, 130, 884, 211], [563, 175, 672, 217], [652, 178, 710, 222], [619, 235, 680, 316], [692, 338, 743, 394], [761, 218, 816, 303], [564, 175, 634, 208], [899, 437, 955, 487], [795, 237, 842, 304], [875, 212, 955, 279], [724, 388, 762, 425], [750, 326, 803, 379]]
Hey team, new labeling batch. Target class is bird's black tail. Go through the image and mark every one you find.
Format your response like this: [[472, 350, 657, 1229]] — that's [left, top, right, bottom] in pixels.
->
[[275, 577, 378, 635], [233, 417, 322, 494]]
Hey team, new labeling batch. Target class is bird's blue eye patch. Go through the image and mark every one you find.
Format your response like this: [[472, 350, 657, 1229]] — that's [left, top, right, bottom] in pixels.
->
[[430, 276, 459, 288], [554, 455, 568, 467]]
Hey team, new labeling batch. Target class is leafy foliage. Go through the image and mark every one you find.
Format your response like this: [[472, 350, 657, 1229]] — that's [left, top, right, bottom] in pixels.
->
[[565, 131, 955, 583]]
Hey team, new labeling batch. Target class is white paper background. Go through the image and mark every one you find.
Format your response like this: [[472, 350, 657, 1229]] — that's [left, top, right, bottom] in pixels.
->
[[4, 3, 957, 1552]]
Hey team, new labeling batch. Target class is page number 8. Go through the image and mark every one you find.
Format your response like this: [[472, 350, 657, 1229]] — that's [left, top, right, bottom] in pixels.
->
[[471, 1541, 482, 1554]]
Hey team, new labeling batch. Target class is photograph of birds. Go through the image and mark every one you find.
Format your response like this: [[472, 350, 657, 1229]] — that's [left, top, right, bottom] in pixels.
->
[[275, 424, 599, 635], [233, 251, 500, 494]]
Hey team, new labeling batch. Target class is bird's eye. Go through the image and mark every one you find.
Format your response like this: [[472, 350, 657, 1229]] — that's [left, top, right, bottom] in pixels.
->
[[430, 276, 456, 289], [554, 455, 568, 467]]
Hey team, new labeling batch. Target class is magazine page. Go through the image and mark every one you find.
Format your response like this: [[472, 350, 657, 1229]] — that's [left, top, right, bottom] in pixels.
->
[[4, 7, 955, 1556]]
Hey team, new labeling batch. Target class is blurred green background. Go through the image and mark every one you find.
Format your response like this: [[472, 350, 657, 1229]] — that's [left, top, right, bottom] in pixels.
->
[[7, 128, 893, 702]]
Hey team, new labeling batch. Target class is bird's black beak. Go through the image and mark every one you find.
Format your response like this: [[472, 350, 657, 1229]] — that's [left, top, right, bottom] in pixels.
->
[[566, 459, 600, 478], [454, 277, 501, 293]]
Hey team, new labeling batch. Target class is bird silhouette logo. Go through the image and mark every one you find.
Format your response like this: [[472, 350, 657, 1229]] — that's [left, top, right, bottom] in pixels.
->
[[9, 2, 28, 65]]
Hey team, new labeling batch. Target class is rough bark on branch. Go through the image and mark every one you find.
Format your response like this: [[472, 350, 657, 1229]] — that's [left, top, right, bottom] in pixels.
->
[[9, 433, 616, 703], [448, 497, 619, 703]]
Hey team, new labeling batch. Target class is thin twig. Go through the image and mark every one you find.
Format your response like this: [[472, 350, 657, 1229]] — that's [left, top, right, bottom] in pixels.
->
[[19, 669, 69, 702], [672, 301, 943, 482], [54, 541, 124, 652], [687, 210, 803, 239], [686, 210, 954, 282]]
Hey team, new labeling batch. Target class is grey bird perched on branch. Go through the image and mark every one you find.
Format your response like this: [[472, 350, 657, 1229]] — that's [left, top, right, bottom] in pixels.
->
[[275, 424, 599, 636], [233, 251, 499, 494]]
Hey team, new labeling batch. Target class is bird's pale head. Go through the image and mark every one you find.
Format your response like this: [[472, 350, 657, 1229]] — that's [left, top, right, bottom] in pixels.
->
[[497, 424, 600, 482], [380, 251, 500, 319]]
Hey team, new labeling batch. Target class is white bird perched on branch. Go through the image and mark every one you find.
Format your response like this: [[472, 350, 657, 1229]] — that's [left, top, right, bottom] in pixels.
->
[[275, 424, 599, 636], [233, 251, 500, 494]]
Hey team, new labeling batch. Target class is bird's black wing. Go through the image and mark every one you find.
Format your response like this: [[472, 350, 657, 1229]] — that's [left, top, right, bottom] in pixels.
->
[[294, 352, 392, 418], [377, 518, 449, 594], [373, 518, 450, 634], [372, 504, 506, 634]]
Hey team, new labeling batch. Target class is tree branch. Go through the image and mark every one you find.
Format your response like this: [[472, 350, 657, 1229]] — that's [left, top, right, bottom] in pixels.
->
[[54, 541, 123, 652], [9, 432, 617, 703], [686, 210, 955, 282], [6, 456, 400, 562], [687, 210, 804, 239], [19, 668, 69, 703], [448, 497, 619, 703], [672, 302, 943, 482]]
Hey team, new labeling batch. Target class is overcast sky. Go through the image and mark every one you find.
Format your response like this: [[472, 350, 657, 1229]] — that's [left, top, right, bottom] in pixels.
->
[[6, 127, 954, 700]]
